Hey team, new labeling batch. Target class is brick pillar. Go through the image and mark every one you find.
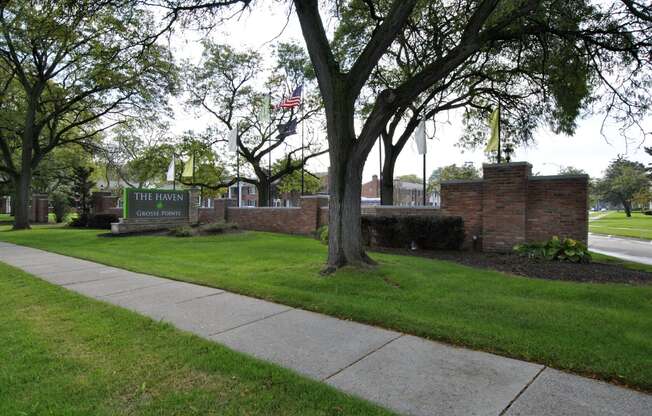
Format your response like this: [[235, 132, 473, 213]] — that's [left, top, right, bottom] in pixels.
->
[[482, 162, 531, 252], [188, 189, 200, 224], [299, 195, 329, 232], [213, 198, 237, 222], [92, 191, 112, 214], [0, 196, 7, 214], [29, 194, 49, 223]]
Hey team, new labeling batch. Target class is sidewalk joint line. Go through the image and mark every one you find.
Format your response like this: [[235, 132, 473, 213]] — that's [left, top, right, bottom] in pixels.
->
[[61, 275, 123, 286], [175, 291, 226, 304], [499, 366, 547, 415], [82, 281, 169, 298], [321, 333, 404, 382], [207, 307, 294, 337]]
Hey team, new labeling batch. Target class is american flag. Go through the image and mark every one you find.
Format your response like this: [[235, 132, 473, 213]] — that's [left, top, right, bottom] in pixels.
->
[[277, 85, 303, 109]]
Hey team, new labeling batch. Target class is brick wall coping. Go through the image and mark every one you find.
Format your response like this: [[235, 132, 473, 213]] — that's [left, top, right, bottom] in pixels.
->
[[528, 174, 589, 181], [363, 206, 441, 210], [230, 207, 301, 210], [482, 161, 532, 168], [300, 195, 329, 199], [440, 179, 484, 185]]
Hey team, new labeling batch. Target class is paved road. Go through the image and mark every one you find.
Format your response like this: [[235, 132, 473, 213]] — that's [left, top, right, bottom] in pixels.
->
[[589, 233, 652, 265], [0, 241, 650, 416]]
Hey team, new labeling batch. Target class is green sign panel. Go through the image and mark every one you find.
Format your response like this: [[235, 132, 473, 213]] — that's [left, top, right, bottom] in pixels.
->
[[123, 189, 189, 219]]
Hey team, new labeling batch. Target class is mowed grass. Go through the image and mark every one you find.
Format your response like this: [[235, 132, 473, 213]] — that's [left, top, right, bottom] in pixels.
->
[[0, 261, 393, 416], [0, 213, 12, 223], [590, 211, 652, 240], [0, 227, 651, 391]]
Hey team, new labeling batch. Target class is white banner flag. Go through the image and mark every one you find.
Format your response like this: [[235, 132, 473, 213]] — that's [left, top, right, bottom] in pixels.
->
[[415, 119, 427, 155], [228, 126, 238, 153], [166, 155, 175, 181]]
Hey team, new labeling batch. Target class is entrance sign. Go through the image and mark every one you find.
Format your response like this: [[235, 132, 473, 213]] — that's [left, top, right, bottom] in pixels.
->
[[123, 189, 189, 219]]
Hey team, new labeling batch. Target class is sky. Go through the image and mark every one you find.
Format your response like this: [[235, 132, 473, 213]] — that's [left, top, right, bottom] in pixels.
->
[[166, 4, 652, 182]]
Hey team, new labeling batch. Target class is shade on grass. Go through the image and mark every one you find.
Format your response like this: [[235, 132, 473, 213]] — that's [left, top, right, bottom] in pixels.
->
[[0, 262, 393, 415], [590, 211, 652, 240], [1, 226, 651, 391]]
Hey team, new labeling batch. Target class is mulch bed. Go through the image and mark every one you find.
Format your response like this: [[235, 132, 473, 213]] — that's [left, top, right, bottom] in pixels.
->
[[373, 248, 652, 285]]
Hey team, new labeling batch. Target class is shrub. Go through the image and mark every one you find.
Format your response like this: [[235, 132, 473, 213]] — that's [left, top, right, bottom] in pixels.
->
[[514, 236, 591, 263], [644, 210, 652, 216], [171, 225, 195, 237], [199, 222, 238, 234], [316, 225, 329, 244], [361, 215, 465, 250], [69, 213, 89, 228], [87, 214, 119, 229], [51, 192, 71, 223]]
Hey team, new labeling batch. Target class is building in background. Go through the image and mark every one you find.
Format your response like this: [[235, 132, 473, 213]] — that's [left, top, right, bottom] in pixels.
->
[[361, 175, 429, 206]]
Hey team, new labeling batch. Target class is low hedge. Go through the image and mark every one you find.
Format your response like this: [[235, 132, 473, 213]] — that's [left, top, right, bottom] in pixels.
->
[[70, 213, 118, 229], [361, 215, 465, 250]]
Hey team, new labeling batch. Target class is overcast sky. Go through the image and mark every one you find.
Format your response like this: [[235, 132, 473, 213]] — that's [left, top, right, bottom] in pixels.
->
[[167, 4, 652, 182]]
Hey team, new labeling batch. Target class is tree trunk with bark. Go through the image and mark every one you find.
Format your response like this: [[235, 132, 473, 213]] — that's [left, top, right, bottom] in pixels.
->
[[623, 200, 632, 217], [256, 179, 271, 207], [13, 98, 38, 230]]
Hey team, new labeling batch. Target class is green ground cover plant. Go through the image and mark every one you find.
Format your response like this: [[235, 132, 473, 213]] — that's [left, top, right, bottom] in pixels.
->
[[0, 261, 393, 416], [590, 211, 652, 240], [1, 226, 651, 391]]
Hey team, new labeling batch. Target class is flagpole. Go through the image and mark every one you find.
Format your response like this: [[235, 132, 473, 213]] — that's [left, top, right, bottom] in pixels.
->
[[423, 153, 426, 206], [236, 151, 240, 208], [497, 100, 502, 163], [378, 136, 382, 201], [268, 92, 272, 207], [173, 155, 176, 190], [300, 90, 305, 196]]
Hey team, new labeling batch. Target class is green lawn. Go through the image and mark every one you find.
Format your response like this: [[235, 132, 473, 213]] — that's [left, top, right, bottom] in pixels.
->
[[0, 213, 12, 223], [589, 211, 652, 240], [0, 261, 392, 416], [0, 226, 650, 391]]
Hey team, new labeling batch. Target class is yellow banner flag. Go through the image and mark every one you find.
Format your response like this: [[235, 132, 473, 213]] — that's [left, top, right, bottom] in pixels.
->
[[182, 155, 194, 178], [485, 107, 500, 153]]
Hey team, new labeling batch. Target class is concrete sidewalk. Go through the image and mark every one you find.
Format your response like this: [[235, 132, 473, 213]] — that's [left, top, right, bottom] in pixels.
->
[[1, 241, 650, 416], [589, 233, 652, 265]]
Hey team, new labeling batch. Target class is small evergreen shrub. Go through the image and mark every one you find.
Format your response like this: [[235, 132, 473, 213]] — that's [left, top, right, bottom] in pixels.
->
[[316, 225, 329, 244], [87, 214, 119, 229], [171, 225, 194, 237], [200, 222, 238, 234], [514, 236, 591, 263], [361, 215, 465, 250], [644, 210, 652, 216]]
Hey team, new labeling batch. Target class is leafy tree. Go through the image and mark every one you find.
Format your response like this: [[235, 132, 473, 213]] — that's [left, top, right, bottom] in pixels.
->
[[428, 164, 481, 192], [0, 1, 176, 229], [184, 42, 326, 206], [69, 166, 95, 224], [597, 157, 649, 216], [558, 166, 588, 176], [396, 174, 421, 184], [273, 161, 322, 196], [136, 0, 652, 270]]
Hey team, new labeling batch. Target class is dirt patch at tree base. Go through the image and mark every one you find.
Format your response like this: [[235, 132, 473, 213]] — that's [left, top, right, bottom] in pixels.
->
[[373, 248, 652, 285]]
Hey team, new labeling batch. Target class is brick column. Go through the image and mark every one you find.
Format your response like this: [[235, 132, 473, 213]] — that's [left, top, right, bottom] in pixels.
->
[[482, 162, 531, 252], [188, 189, 200, 224], [29, 194, 49, 223], [213, 198, 237, 222], [299, 195, 329, 232]]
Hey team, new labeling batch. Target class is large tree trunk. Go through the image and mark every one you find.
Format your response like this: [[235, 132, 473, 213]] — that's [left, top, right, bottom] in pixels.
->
[[324, 94, 376, 271], [380, 145, 397, 205], [13, 99, 37, 230], [256, 180, 270, 207], [623, 200, 632, 217]]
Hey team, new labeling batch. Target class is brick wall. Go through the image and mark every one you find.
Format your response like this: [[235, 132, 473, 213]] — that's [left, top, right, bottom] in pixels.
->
[[0, 196, 9, 214], [207, 163, 588, 252], [440, 180, 483, 249], [441, 162, 588, 251], [29, 194, 49, 223], [362, 175, 380, 198], [526, 176, 588, 243]]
